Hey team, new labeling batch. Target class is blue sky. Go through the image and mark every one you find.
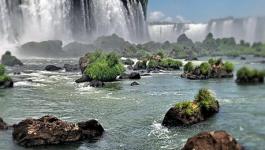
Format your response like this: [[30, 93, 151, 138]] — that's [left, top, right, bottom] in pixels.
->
[[148, 0, 265, 23]]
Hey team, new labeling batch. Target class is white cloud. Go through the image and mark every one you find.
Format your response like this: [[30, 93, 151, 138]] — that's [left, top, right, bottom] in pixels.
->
[[148, 11, 190, 23], [149, 11, 165, 22]]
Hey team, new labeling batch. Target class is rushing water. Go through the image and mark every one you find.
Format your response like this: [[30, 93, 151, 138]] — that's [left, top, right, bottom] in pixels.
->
[[0, 57, 265, 150]]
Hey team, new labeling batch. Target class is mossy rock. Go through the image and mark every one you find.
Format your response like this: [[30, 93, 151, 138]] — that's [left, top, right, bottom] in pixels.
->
[[236, 67, 265, 84], [162, 89, 219, 127]]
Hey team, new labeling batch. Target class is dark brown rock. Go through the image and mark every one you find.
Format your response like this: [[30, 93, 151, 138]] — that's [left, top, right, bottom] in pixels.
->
[[0, 117, 8, 130], [182, 131, 243, 150], [12, 115, 104, 147], [45, 65, 62, 71], [75, 75, 92, 83], [0, 79, 14, 88], [89, 80, 105, 88]]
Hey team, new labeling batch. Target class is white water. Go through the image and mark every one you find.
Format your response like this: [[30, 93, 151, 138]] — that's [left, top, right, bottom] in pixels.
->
[[149, 17, 265, 43], [0, 0, 149, 54]]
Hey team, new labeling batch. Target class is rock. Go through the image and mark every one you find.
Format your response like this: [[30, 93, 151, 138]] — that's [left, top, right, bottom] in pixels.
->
[[162, 106, 204, 127], [12, 115, 104, 147], [0, 117, 8, 130], [63, 42, 95, 57], [119, 72, 141, 80], [44, 65, 62, 71], [19, 40, 65, 57], [131, 81, 140, 86], [63, 64, 79, 72], [133, 61, 147, 70], [89, 80, 105, 88], [79, 53, 91, 74], [75, 75, 92, 83], [182, 131, 243, 150], [0, 78, 14, 89], [1, 51, 23, 66], [122, 59, 134, 66], [127, 65, 133, 70], [162, 89, 219, 127], [240, 56, 246, 60]]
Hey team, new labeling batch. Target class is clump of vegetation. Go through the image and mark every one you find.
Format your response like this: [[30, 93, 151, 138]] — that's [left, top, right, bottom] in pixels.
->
[[199, 62, 211, 76], [159, 58, 183, 69], [0, 64, 12, 82], [236, 67, 265, 84], [175, 101, 200, 116], [223, 61, 235, 73], [184, 62, 194, 73], [84, 52, 125, 82], [146, 53, 183, 70], [195, 88, 218, 111], [172, 88, 219, 117]]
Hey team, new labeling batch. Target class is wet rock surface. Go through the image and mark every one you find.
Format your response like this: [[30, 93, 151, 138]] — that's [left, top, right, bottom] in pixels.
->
[[12, 115, 104, 147], [182, 130, 243, 150]]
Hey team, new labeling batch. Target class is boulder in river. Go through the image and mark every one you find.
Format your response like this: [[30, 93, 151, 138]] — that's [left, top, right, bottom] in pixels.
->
[[0, 117, 8, 130], [131, 81, 140, 86], [12, 115, 104, 147], [75, 75, 92, 83], [162, 88, 219, 127], [45, 65, 62, 71], [1, 51, 23, 66], [89, 80, 105, 88], [63, 64, 79, 72], [119, 72, 141, 80], [79, 53, 91, 74], [182, 131, 243, 150]]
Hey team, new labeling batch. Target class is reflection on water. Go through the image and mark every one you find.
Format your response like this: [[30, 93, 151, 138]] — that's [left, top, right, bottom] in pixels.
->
[[0, 57, 265, 150]]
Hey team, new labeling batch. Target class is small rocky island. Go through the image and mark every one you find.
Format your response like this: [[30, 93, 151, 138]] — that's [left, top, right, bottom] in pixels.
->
[[236, 66, 265, 84], [162, 88, 219, 127], [12, 115, 104, 147], [181, 58, 234, 80], [1, 51, 23, 67], [0, 64, 13, 88], [182, 130, 243, 150]]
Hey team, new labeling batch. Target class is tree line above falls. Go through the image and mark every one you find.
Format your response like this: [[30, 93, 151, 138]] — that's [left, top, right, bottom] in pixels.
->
[[18, 33, 265, 58]]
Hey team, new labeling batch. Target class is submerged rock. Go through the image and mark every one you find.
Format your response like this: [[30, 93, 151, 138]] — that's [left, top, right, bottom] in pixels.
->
[[45, 65, 62, 71], [0, 77, 13, 89], [63, 64, 79, 72], [75, 75, 92, 83], [182, 131, 243, 150], [0, 117, 8, 130], [119, 72, 141, 80], [1, 51, 23, 67], [131, 81, 140, 86], [12, 115, 104, 147], [89, 80, 105, 88]]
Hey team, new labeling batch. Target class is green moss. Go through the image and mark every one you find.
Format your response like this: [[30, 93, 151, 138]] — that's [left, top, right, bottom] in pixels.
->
[[199, 62, 211, 76], [195, 88, 217, 111], [175, 101, 200, 116], [184, 62, 194, 73], [148, 59, 159, 68], [84, 52, 125, 82]]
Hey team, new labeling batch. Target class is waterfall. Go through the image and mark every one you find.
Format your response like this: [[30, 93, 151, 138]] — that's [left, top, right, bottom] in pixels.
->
[[0, 0, 149, 53], [149, 17, 265, 43]]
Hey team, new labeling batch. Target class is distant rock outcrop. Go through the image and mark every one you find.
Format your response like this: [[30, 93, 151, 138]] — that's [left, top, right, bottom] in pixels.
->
[[19, 40, 65, 57], [12, 115, 104, 147]]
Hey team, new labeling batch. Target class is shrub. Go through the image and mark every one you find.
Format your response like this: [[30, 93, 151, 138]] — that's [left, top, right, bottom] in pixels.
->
[[223, 61, 234, 73], [195, 88, 217, 111], [237, 67, 265, 80], [148, 59, 159, 68], [199, 62, 211, 76], [0, 75, 11, 82], [85, 52, 125, 82], [175, 101, 200, 116], [184, 62, 194, 73], [0, 64, 5, 76], [160, 58, 182, 69]]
